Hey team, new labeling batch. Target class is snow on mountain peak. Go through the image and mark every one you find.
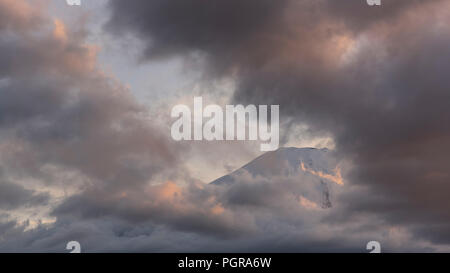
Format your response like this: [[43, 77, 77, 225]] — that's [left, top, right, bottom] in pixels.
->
[[210, 147, 341, 209]]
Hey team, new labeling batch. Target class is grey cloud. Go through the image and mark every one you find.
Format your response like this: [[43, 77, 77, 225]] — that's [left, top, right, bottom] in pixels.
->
[[0, 163, 437, 252], [105, 0, 450, 248], [0, 179, 49, 210], [105, 0, 289, 76], [0, 0, 183, 250], [1, 0, 449, 253], [0, 0, 180, 188]]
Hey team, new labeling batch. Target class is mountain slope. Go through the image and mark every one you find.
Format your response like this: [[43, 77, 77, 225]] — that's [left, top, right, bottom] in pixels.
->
[[210, 147, 341, 209]]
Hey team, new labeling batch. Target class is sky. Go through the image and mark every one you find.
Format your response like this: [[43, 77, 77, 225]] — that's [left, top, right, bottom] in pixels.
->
[[0, 0, 450, 252]]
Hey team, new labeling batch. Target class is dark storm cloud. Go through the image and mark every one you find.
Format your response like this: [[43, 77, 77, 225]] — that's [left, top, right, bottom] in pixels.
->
[[106, 0, 440, 74], [0, 179, 49, 210], [106, 0, 287, 51], [106, 0, 450, 246], [105, 0, 289, 76]]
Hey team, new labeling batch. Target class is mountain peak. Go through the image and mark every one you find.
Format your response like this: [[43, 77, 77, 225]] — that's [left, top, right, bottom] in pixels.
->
[[211, 147, 336, 185], [210, 146, 339, 209]]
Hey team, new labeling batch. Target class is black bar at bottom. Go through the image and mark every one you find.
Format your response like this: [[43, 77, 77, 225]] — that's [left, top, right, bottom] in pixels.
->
[[0, 253, 445, 272]]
